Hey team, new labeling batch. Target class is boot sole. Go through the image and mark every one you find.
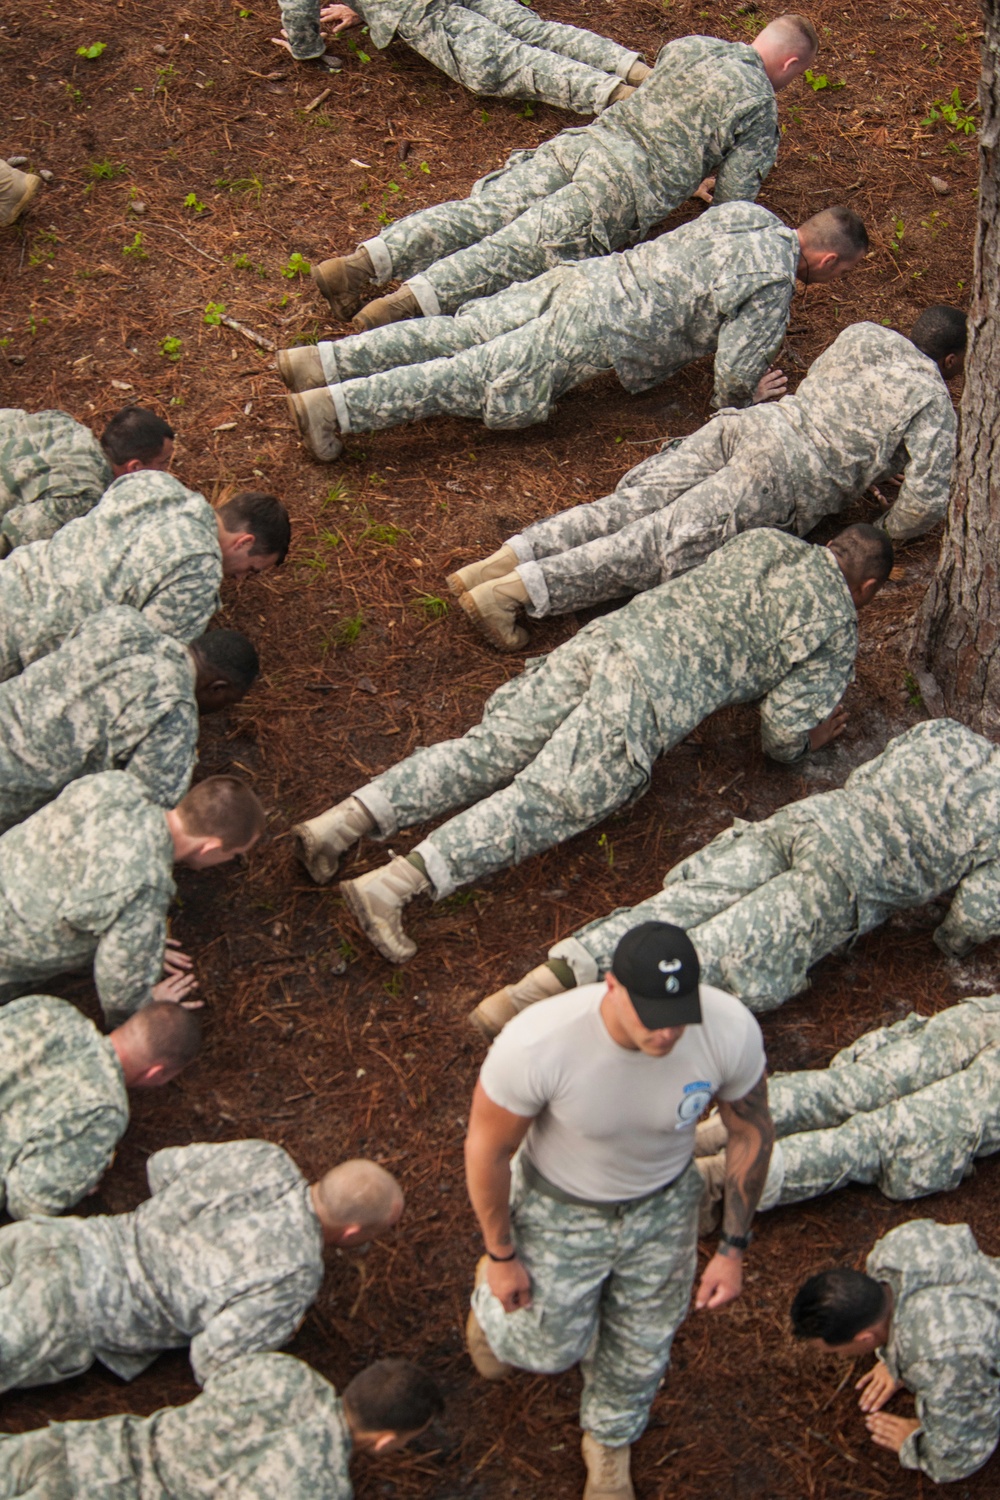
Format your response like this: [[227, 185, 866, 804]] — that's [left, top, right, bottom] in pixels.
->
[[276, 350, 326, 394], [285, 392, 344, 463], [340, 878, 416, 963], [445, 571, 470, 601], [290, 824, 339, 885], [458, 590, 529, 654], [310, 262, 365, 321]]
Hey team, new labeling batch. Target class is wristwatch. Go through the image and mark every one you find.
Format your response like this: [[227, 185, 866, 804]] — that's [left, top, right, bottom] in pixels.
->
[[718, 1230, 752, 1251]]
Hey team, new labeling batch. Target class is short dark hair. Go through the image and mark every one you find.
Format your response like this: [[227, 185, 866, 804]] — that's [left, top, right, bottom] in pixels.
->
[[177, 775, 266, 849], [192, 629, 260, 692], [217, 491, 290, 564], [800, 206, 870, 261], [829, 522, 894, 586], [118, 1001, 202, 1072], [768, 14, 820, 54], [343, 1359, 444, 1435], [100, 407, 174, 466], [791, 1268, 888, 1344], [911, 305, 968, 363]]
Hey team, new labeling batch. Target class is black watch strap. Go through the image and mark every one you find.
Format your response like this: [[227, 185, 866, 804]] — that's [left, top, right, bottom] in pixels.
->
[[719, 1230, 752, 1251], [486, 1247, 517, 1263]]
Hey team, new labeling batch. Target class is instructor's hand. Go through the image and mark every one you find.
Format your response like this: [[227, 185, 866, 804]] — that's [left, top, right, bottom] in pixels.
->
[[809, 702, 848, 750], [488, 1255, 533, 1312], [753, 367, 787, 403], [152, 972, 203, 1008], [320, 4, 361, 29], [695, 1249, 743, 1310], [856, 1359, 901, 1413]]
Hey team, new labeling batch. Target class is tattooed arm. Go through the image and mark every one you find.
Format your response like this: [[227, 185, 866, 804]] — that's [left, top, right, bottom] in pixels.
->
[[695, 1071, 774, 1311]]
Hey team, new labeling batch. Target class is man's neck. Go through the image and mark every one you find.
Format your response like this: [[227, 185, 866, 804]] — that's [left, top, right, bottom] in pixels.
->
[[598, 990, 638, 1051]]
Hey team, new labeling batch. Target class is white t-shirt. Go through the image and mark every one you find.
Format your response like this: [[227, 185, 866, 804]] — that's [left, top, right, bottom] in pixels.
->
[[479, 982, 766, 1202]]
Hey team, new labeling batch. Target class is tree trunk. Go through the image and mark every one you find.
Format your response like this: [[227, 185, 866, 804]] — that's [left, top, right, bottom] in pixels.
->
[[912, 0, 1000, 734]]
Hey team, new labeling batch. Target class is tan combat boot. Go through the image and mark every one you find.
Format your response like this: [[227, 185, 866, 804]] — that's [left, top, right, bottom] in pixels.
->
[[340, 855, 430, 962], [607, 83, 635, 105], [626, 61, 651, 84], [287, 387, 343, 462], [351, 284, 421, 333], [694, 1109, 728, 1157], [0, 163, 41, 227], [695, 1151, 726, 1235], [292, 796, 375, 884], [446, 544, 519, 600], [460, 573, 530, 652], [466, 1256, 515, 1379], [581, 1434, 634, 1500], [276, 345, 326, 393], [468, 962, 568, 1040], [311, 247, 375, 320]]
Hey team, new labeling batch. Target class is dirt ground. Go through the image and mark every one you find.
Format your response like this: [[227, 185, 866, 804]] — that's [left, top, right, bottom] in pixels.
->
[[0, 0, 995, 1494]]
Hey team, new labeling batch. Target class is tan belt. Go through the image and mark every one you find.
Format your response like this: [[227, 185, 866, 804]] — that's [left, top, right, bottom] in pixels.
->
[[520, 1154, 681, 1217]]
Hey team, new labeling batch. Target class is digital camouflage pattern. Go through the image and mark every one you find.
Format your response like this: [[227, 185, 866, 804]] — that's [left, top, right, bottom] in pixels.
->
[[868, 1219, 1000, 1482], [0, 995, 127, 1220], [0, 772, 175, 1024], [510, 322, 957, 617], [0, 606, 199, 833], [0, 469, 222, 683], [557, 720, 1000, 1008], [0, 1352, 354, 1499], [0, 408, 111, 551], [280, 0, 637, 114], [473, 1156, 702, 1444], [0, 1140, 324, 1391], [359, 531, 857, 896], [361, 36, 777, 312], [318, 202, 800, 436]]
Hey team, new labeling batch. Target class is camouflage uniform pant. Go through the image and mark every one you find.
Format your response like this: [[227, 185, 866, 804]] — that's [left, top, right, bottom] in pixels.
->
[[361, 135, 637, 314], [318, 266, 612, 433], [473, 1156, 702, 1445], [357, 625, 658, 896], [770, 999, 1000, 1204], [0, 1430, 72, 1500], [554, 810, 875, 1012], [510, 410, 812, 616], [0, 1220, 94, 1391]]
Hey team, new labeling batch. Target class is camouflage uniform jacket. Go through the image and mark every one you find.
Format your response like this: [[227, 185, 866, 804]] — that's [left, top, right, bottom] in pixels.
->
[[0, 469, 222, 675], [351, 0, 423, 48], [869, 1219, 1000, 1482], [0, 605, 198, 832], [583, 202, 799, 404], [0, 407, 112, 549], [0, 771, 175, 1023], [25, 1353, 354, 1498], [774, 322, 957, 538], [597, 528, 857, 763], [0, 995, 127, 1219], [784, 718, 1000, 950], [73, 1139, 325, 1384]]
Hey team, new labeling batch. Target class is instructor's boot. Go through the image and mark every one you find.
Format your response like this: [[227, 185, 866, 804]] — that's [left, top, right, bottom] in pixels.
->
[[694, 1108, 728, 1158], [287, 387, 343, 462], [340, 854, 429, 963], [581, 1434, 634, 1500], [276, 344, 326, 393], [695, 1152, 726, 1235], [351, 285, 421, 333], [466, 1256, 515, 1379], [446, 544, 519, 600], [460, 573, 530, 652], [0, 164, 41, 227], [606, 83, 635, 105], [468, 962, 568, 1041], [311, 247, 375, 320], [626, 60, 651, 84], [292, 796, 375, 884]]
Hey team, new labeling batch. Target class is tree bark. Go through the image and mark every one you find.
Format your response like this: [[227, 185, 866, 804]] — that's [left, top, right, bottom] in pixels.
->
[[912, 0, 1000, 734]]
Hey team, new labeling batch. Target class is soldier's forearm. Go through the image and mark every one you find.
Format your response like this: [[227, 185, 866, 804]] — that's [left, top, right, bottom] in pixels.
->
[[718, 1074, 775, 1240], [465, 1147, 515, 1255]]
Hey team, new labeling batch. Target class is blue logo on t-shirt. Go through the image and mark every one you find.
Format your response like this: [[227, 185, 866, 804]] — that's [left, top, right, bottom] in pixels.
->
[[676, 1080, 713, 1128]]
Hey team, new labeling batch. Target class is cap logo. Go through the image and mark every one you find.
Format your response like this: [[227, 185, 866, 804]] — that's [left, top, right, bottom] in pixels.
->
[[664, 976, 680, 993], [658, 959, 682, 973]]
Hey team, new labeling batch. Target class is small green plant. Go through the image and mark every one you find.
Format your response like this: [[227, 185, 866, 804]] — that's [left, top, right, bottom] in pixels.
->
[[217, 173, 265, 203], [27, 229, 59, 267], [479, 108, 490, 125], [280, 251, 310, 279], [347, 38, 371, 62], [597, 832, 614, 868], [517, 100, 535, 118], [85, 158, 126, 183], [76, 41, 107, 59], [888, 216, 905, 254], [337, 936, 358, 964], [376, 210, 394, 228], [0, 337, 11, 353], [923, 87, 977, 134], [159, 335, 183, 362], [803, 68, 845, 91], [382, 971, 404, 999], [122, 231, 148, 260], [419, 160, 431, 173], [230, 251, 268, 276], [322, 479, 352, 507], [919, 209, 947, 238], [64, 81, 83, 105], [155, 63, 176, 92], [333, 611, 364, 645], [412, 591, 448, 621], [203, 300, 226, 326], [358, 516, 405, 546], [183, 191, 207, 214], [386, 180, 401, 194], [903, 671, 924, 709]]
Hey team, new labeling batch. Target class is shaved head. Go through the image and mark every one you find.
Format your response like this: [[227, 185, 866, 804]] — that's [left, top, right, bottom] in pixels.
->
[[760, 14, 819, 55], [753, 13, 819, 89], [312, 1159, 404, 1245]]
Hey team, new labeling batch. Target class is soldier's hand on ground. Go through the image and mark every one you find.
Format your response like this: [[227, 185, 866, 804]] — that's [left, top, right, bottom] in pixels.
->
[[752, 367, 787, 403], [694, 1248, 743, 1310], [864, 1412, 920, 1454], [808, 702, 848, 750], [856, 1358, 901, 1413], [488, 1254, 533, 1312], [163, 939, 194, 975], [152, 971, 203, 1008], [693, 176, 716, 204], [319, 4, 361, 31]]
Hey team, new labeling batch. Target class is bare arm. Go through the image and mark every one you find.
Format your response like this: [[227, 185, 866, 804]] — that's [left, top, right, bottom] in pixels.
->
[[695, 1071, 774, 1310], [464, 1082, 534, 1311]]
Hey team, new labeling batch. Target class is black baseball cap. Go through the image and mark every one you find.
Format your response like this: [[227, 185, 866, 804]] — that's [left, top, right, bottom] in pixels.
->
[[611, 922, 702, 1029]]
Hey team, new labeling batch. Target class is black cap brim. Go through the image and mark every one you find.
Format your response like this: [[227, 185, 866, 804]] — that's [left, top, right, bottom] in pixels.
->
[[629, 985, 703, 1030]]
